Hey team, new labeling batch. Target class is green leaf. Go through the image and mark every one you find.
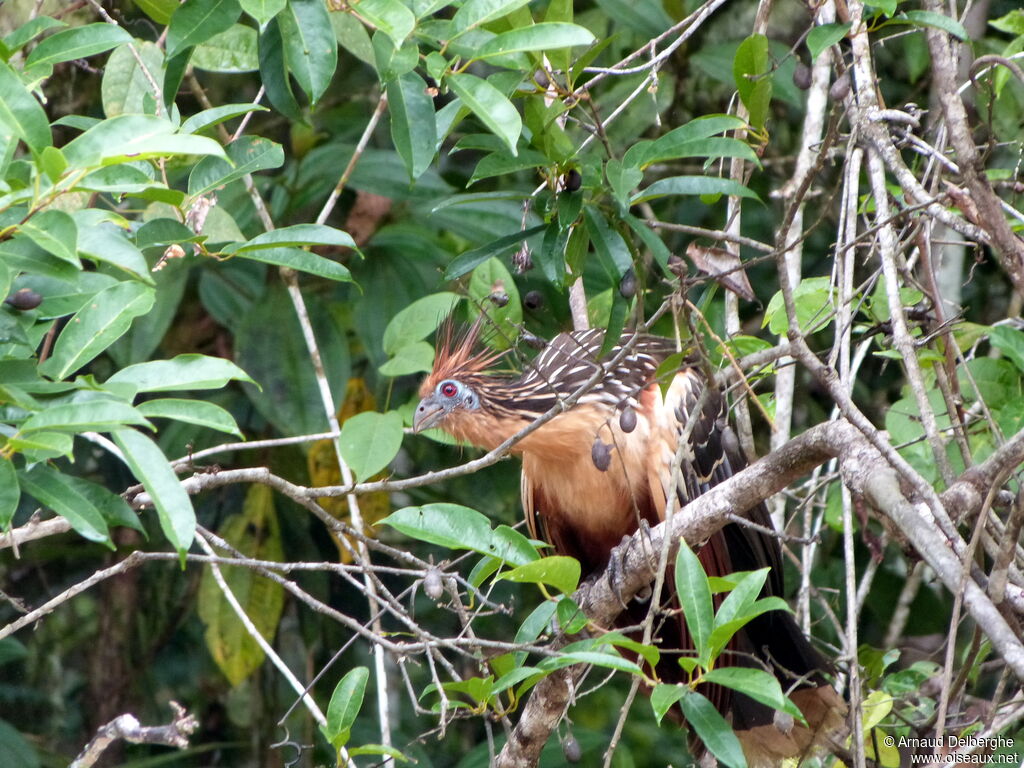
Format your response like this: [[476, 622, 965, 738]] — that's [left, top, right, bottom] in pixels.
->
[[763, 276, 834, 335], [674, 540, 714, 659], [380, 503, 537, 565], [192, 23, 260, 72], [0, 457, 20, 531], [650, 683, 686, 724], [556, 596, 588, 634], [241, 0, 286, 24], [806, 22, 851, 60], [583, 206, 631, 278], [112, 428, 196, 553], [108, 353, 255, 393], [234, 247, 353, 281], [18, 465, 111, 544], [537, 649, 641, 675], [989, 326, 1024, 374], [388, 72, 438, 180], [19, 211, 79, 266], [77, 220, 151, 282], [181, 103, 269, 135], [3, 16, 66, 54], [447, 73, 522, 156], [631, 176, 760, 204], [0, 59, 52, 153], [63, 114, 226, 168], [4, 431, 74, 461], [224, 223, 356, 253], [499, 556, 581, 594], [474, 23, 595, 59], [102, 41, 165, 117], [354, 0, 416, 48], [278, 0, 337, 103], [322, 666, 369, 749], [707, 597, 790, 659], [188, 135, 284, 197], [379, 340, 435, 376], [898, 10, 968, 41], [702, 667, 804, 721], [713, 568, 770, 628], [25, 23, 132, 68], [39, 282, 156, 381], [444, 223, 546, 279], [137, 398, 244, 437], [452, 0, 532, 33], [167, 0, 243, 59], [680, 690, 748, 768], [338, 410, 404, 481], [733, 34, 772, 132], [467, 258, 521, 349], [382, 293, 461, 355], [470, 149, 548, 185], [991, 10, 1024, 35], [21, 400, 152, 434]]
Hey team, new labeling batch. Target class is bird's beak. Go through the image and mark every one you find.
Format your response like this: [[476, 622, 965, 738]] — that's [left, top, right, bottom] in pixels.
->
[[413, 396, 445, 433]]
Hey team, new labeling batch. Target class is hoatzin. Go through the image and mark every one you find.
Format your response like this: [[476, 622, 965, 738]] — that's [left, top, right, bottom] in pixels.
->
[[413, 323, 844, 765]]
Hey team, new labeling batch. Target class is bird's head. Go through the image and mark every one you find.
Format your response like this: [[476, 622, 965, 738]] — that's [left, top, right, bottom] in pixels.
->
[[412, 318, 505, 434]]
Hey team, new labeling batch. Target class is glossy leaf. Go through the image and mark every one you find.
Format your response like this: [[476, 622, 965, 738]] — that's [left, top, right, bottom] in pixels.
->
[[354, 0, 415, 48], [62, 114, 226, 168], [166, 0, 243, 59], [733, 34, 771, 133], [381, 292, 460, 355], [19, 211, 78, 266], [39, 282, 156, 381], [388, 72, 437, 180], [25, 23, 131, 68], [0, 60, 52, 153], [188, 135, 284, 197], [631, 176, 760, 205], [379, 340, 435, 376], [806, 22, 851, 60], [702, 667, 804, 721], [240, 0, 286, 24], [18, 465, 111, 544], [322, 666, 369, 749], [338, 410, 404, 481], [192, 23, 260, 72], [467, 258, 521, 349], [380, 504, 538, 565], [898, 10, 969, 41], [443, 223, 546, 279], [674, 541, 714, 659], [0, 457, 19, 531], [101, 41, 165, 117], [180, 103, 269, 135], [21, 400, 152, 434], [650, 683, 686, 724], [109, 353, 255, 393], [474, 23, 595, 59], [452, 0, 532, 33], [499, 556, 581, 594], [236, 247, 353, 281], [680, 690, 747, 768], [137, 398, 244, 437], [447, 73, 521, 156], [278, 0, 337, 103], [223, 223, 356, 253], [113, 428, 196, 553]]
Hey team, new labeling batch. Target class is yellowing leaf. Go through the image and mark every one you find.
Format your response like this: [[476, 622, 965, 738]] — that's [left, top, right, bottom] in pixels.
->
[[308, 378, 391, 563], [198, 484, 285, 686]]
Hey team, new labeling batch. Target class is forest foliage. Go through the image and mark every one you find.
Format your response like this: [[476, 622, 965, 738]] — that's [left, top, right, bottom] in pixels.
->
[[2, 0, 1024, 766]]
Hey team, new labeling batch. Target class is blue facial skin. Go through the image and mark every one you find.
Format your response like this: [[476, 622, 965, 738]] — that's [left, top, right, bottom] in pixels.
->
[[413, 379, 479, 432]]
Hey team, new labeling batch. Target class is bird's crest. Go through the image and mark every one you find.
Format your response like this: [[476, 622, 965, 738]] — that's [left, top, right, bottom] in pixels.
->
[[421, 316, 507, 395]]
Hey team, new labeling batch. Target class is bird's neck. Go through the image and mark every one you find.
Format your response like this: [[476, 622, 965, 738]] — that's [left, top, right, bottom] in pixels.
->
[[443, 408, 530, 452]]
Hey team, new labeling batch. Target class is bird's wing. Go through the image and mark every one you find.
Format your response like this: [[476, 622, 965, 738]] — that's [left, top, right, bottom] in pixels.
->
[[515, 329, 675, 413]]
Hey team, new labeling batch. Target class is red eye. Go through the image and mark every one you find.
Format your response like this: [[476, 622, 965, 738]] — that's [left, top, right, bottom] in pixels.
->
[[440, 382, 458, 398]]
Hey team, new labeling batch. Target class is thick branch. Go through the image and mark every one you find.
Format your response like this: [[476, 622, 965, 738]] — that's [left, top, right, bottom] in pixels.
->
[[496, 421, 1024, 767]]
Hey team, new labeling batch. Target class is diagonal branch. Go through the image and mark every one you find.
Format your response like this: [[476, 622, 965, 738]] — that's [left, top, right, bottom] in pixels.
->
[[495, 420, 1024, 768]]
